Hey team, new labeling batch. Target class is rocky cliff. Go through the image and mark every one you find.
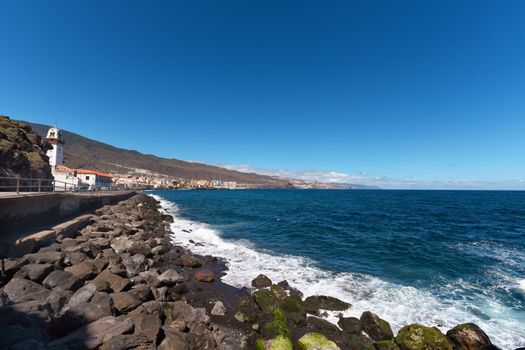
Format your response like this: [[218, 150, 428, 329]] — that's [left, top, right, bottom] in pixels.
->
[[0, 116, 52, 182]]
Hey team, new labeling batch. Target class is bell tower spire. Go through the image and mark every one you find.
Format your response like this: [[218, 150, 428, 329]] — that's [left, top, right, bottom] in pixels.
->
[[46, 126, 64, 167]]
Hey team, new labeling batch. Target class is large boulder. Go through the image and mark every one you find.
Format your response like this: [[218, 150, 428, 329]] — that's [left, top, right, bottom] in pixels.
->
[[23, 251, 64, 266], [167, 300, 210, 330], [91, 292, 114, 316], [111, 292, 142, 313], [158, 269, 183, 286], [261, 308, 292, 340], [13, 263, 54, 283], [252, 274, 273, 288], [446, 323, 492, 350], [65, 261, 99, 281], [47, 316, 134, 349], [280, 295, 306, 324], [91, 270, 130, 292], [298, 332, 341, 350], [51, 302, 105, 337], [345, 334, 375, 350], [3, 277, 48, 302], [253, 289, 279, 314], [360, 311, 394, 341], [395, 324, 452, 350], [65, 283, 97, 309], [134, 313, 161, 343], [42, 270, 82, 292], [110, 236, 134, 254], [304, 295, 351, 314], [338, 316, 361, 334], [179, 254, 202, 268]]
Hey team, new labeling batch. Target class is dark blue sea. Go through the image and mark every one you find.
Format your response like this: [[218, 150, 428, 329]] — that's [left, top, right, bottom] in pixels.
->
[[150, 189, 525, 348]]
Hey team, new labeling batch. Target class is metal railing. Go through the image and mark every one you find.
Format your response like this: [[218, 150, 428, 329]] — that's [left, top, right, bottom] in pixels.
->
[[0, 176, 119, 195]]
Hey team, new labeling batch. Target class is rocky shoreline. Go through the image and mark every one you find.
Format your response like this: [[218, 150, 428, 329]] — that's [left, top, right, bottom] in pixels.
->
[[0, 193, 506, 350]]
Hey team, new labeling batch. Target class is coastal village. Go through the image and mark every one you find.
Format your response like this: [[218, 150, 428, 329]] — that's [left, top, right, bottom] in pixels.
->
[[45, 126, 239, 191], [44, 125, 340, 191]]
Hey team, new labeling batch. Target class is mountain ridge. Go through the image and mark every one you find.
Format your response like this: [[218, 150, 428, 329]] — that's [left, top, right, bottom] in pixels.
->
[[23, 120, 292, 187]]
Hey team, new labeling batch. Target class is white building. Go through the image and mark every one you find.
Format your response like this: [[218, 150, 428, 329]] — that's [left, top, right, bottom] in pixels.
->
[[46, 126, 113, 190], [46, 127, 64, 167]]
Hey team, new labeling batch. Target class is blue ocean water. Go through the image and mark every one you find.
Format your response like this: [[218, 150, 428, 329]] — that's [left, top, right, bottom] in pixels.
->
[[150, 189, 525, 348]]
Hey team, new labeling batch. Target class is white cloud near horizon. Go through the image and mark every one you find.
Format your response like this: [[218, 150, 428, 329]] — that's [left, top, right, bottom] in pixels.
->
[[219, 164, 525, 190]]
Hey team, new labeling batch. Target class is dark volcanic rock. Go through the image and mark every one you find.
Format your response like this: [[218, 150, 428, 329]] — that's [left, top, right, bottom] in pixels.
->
[[13, 263, 54, 283], [446, 323, 493, 350], [23, 251, 64, 266], [252, 274, 272, 288], [43, 270, 82, 292], [92, 270, 130, 292], [99, 333, 153, 350], [111, 292, 142, 313], [65, 261, 99, 281], [360, 311, 394, 341], [304, 295, 351, 314], [338, 316, 362, 334], [3, 277, 48, 302], [48, 316, 134, 349]]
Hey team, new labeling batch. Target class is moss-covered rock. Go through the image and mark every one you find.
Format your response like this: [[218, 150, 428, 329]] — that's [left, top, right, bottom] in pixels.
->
[[255, 335, 293, 350], [298, 332, 341, 350], [445, 323, 492, 350], [345, 334, 375, 350], [303, 295, 351, 315], [280, 295, 306, 324], [395, 324, 452, 350], [254, 289, 279, 314], [271, 284, 288, 301], [261, 308, 292, 340], [374, 340, 401, 350], [360, 311, 394, 341]]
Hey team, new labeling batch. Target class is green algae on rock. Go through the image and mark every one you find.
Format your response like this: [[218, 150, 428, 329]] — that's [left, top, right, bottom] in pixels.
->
[[298, 332, 341, 350], [261, 308, 292, 340], [253, 289, 279, 314], [280, 295, 306, 324], [374, 339, 401, 350], [345, 334, 375, 350], [395, 324, 452, 350], [255, 335, 293, 350]]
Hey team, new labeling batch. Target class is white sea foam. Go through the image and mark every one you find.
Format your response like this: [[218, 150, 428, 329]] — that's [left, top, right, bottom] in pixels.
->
[[151, 194, 525, 349]]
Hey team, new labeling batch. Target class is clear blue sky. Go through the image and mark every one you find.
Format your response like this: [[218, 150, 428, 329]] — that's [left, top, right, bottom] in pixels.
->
[[1, 1, 524, 188]]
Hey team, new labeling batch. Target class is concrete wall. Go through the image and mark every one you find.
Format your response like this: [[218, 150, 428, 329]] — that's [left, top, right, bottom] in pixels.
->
[[0, 191, 136, 235]]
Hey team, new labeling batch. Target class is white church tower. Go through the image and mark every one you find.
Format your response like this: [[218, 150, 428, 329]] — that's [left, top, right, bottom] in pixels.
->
[[46, 126, 64, 167]]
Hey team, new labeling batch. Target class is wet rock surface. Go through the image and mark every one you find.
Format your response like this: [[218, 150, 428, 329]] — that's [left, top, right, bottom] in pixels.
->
[[0, 192, 501, 350]]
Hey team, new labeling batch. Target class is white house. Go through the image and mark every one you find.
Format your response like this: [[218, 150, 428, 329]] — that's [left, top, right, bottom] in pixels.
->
[[75, 169, 113, 189]]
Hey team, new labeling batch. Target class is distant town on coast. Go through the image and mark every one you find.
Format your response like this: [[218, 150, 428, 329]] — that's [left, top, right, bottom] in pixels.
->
[[0, 116, 365, 192]]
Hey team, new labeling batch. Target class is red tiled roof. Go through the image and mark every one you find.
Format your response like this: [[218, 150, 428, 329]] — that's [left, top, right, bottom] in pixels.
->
[[56, 165, 113, 178]]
